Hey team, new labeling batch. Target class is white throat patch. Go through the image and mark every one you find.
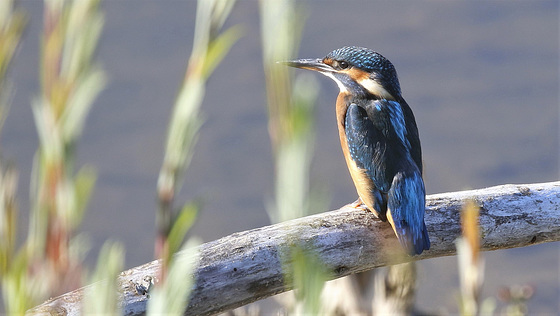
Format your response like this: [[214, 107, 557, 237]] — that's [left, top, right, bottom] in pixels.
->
[[320, 72, 348, 93]]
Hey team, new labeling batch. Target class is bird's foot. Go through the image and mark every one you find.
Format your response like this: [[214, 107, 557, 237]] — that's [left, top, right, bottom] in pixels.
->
[[347, 199, 370, 212], [347, 199, 384, 221]]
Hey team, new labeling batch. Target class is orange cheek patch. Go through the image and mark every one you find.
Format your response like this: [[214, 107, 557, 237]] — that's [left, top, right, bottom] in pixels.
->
[[322, 58, 333, 67], [345, 68, 370, 82]]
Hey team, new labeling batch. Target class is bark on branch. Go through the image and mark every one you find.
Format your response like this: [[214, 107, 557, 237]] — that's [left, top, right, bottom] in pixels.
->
[[28, 181, 560, 315]]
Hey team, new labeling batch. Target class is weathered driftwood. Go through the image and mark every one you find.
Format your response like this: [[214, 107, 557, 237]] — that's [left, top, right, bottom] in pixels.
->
[[28, 181, 560, 315]]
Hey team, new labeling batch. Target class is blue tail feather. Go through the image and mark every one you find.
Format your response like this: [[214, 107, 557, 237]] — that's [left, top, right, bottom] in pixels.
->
[[388, 170, 430, 255]]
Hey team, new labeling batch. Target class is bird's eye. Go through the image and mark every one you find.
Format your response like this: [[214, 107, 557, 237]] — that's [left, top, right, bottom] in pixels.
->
[[338, 61, 349, 69]]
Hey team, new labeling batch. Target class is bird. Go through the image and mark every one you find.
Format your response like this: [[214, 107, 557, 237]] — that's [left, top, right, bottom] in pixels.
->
[[284, 46, 430, 255]]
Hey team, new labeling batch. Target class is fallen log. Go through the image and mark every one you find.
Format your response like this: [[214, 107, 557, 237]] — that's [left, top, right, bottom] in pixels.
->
[[27, 181, 560, 315]]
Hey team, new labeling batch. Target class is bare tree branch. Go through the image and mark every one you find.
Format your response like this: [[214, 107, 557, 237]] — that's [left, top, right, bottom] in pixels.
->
[[27, 181, 560, 316]]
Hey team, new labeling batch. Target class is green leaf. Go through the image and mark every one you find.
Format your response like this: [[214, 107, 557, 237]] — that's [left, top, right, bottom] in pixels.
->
[[83, 241, 124, 315], [147, 237, 201, 315], [61, 68, 106, 144], [72, 165, 97, 227], [167, 201, 199, 257], [201, 25, 243, 78], [290, 246, 329, 315]]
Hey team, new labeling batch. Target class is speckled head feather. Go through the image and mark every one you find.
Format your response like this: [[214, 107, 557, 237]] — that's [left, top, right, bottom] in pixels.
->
[[325, 46, 401, 96]]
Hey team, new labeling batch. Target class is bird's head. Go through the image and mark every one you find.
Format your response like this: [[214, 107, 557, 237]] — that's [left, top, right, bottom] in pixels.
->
[[284, 46, 401, 100]]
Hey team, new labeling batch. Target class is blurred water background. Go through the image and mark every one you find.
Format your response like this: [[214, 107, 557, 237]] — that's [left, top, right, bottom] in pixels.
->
[[3, 1, 558, 314]]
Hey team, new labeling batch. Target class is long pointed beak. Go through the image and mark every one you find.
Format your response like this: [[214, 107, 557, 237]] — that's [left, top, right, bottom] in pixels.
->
[[281, 58, 334, 73]]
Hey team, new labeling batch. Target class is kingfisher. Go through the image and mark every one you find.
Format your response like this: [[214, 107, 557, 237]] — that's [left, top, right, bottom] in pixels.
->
[[285, 46, 430, 255]]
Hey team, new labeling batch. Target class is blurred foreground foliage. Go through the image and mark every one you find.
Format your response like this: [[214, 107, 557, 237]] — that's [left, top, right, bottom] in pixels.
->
[[0, 0, 240, 314], [260, 0, 332, 314], [0, 0, 535, 315], [151, 0, 239, 314], [0, 0, 122, 314]]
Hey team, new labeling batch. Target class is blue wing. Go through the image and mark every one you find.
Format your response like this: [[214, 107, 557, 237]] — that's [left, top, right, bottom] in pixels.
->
[[399, 98, 423, 173], [345, 100, 430, 255], [344, 102, 388, 215]]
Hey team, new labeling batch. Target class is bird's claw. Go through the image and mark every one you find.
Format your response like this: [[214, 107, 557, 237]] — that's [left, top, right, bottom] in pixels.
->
[[348, 199, 369, 212], [347, 199, 384, 220]]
